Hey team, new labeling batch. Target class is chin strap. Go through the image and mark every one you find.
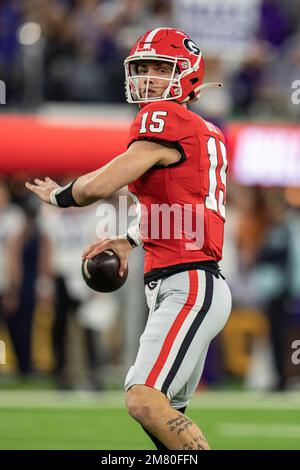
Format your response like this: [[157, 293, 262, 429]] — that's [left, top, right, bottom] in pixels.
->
[[197, 82, 223, 90], [194, 82, 223, 100], [182, 82, 223, 103]]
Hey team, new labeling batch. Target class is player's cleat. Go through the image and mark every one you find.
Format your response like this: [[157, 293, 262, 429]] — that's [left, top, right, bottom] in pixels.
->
[[82, 250, 128, 293]]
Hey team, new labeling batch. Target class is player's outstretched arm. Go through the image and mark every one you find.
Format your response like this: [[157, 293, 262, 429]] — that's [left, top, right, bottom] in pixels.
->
[[25, 140, 180, 207]]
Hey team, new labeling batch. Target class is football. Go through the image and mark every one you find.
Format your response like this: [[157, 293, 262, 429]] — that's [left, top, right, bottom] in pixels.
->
[[82, 250, 128, 293]]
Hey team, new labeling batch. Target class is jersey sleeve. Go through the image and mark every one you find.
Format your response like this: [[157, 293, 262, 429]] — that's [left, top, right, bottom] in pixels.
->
[[127, 102, 188, 148]]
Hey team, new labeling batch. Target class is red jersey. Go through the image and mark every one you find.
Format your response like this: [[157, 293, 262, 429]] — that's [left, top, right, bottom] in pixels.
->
[[127, 101, 227, 277]]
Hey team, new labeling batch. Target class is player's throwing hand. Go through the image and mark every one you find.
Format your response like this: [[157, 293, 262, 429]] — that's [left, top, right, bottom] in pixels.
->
[[25, 177, 60, 204]]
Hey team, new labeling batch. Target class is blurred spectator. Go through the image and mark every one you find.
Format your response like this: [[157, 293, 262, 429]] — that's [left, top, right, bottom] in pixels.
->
[[258, 0, 292, 48], [231, 41, 271, 117], [42, 1, 78, 101], [39, 202, 111, 390], [0, 180, 25, 370], [0, 180, 25, 294], [258, 31, 300, 120], [0, 185, 52, 377], [0, 0, 22, 104], [251, 190, 290, 390], [233, 186, 268, 274]]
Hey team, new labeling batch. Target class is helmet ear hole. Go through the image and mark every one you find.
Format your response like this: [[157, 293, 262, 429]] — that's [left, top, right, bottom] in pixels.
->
[[190, 78, 199, 84]]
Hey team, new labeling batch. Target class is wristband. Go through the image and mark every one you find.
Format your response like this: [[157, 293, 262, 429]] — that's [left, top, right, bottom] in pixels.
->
[[126, 225, 143, 248], [126, 232, 138, 249], [50, 180, 80, 208]]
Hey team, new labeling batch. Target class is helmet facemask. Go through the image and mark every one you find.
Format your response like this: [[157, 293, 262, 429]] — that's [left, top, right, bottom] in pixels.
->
[[124, 56, 186, 104]]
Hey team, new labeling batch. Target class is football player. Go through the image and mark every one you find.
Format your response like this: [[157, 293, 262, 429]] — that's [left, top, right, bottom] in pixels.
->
[[26, 28, 232, 450]]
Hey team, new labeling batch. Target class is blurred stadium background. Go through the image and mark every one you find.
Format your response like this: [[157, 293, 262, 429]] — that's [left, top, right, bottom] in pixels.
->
[[1, 0, 300, 450]]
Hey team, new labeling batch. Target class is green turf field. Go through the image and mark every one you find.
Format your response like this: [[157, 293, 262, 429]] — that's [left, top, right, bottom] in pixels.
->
[[0, 391, 300, 450]]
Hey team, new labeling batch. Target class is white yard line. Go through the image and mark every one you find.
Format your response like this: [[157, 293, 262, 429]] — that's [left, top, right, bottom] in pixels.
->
[[190, 391, 300, 409], [0, 390, 300, 409], [218, 423, 300, 439], [0, 391, 124, 408]]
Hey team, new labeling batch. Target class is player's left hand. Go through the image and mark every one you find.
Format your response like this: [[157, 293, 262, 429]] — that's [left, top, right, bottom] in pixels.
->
[[82, 236, 132, 277], [25, 177, 60, 204]]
